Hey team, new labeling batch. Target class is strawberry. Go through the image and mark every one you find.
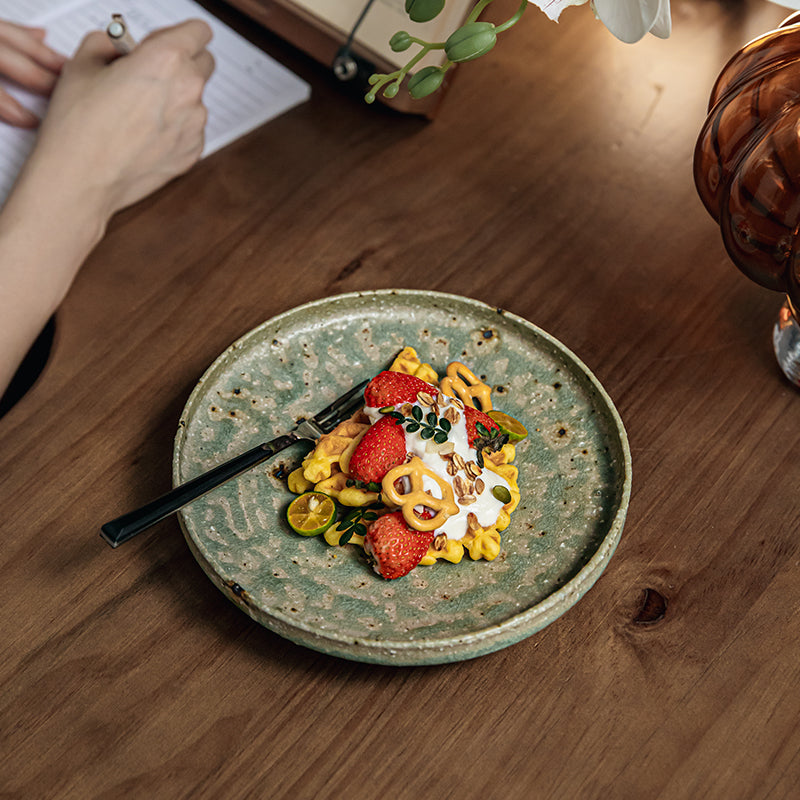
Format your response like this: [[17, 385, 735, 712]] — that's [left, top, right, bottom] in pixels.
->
[[363, 511, 434, 579], [463, 405, 501, 448], [348, 415, 407, 484], [364, 370, 436, 408]]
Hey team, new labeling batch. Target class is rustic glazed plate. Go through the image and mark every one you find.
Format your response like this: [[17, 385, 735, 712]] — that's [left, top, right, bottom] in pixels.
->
[[173, 290, 631, 665]]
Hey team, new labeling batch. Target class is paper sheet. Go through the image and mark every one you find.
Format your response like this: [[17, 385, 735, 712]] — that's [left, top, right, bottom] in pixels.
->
[[0, 0, 310, 204]]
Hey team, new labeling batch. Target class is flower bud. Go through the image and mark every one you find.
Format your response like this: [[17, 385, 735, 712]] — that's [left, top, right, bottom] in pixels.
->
[[405, 0, 445, 23], [444, 21, 497, 63], [390, 31, 413, 52], [408, 66, 445, 99]]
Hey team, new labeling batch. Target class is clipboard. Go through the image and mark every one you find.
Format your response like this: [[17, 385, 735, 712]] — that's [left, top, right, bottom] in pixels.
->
[[222, 0, 473, 115]]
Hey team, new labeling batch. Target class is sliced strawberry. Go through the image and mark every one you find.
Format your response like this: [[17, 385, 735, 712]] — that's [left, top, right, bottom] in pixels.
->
[[363, 511, 434, 579], [463, 405, 501, 448], [348, 415, 407, 484], [364, 370, 436, 408]]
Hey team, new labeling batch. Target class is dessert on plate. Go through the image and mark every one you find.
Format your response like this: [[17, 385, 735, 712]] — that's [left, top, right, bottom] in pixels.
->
[[286, 347, 523, 579]]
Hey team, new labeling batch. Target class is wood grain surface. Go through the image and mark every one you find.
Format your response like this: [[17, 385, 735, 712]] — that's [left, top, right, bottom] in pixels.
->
[[3, 0, 800, 797]]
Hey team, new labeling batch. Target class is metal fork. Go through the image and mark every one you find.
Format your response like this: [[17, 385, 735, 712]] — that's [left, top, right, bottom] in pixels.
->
[[100, 379, 369, 548]]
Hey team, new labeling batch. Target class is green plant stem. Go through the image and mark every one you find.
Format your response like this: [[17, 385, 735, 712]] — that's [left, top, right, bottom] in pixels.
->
[[495, 0, 528, 33], [403, 40, 446, 73], [367, 0, 527, 102], [466, 0, 497, 24]]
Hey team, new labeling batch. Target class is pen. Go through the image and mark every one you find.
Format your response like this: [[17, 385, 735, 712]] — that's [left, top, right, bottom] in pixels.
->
[[106, 13, 136, 54]]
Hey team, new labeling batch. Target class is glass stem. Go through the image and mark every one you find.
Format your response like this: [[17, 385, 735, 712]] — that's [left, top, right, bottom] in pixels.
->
[[772, 295, 800, 385]]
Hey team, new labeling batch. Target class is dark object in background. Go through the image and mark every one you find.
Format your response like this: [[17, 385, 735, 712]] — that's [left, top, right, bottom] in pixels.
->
[[0, 316, 55, 419]]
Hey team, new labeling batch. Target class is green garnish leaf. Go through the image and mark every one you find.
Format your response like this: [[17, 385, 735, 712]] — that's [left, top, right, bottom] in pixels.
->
[[339, 528, 354, 545], [335, 505, 383, 545]]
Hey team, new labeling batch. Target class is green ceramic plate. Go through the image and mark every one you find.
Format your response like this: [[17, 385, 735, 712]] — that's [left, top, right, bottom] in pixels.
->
[[173, 290, 631, 665]]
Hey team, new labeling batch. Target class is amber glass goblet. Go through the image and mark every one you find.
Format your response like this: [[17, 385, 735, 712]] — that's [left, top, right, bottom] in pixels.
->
[[694, 11, 800, 383]]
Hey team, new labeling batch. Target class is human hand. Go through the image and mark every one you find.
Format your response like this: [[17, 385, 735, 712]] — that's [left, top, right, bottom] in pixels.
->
[[0, 20, 66, 127], [30, 19, 215, 220]]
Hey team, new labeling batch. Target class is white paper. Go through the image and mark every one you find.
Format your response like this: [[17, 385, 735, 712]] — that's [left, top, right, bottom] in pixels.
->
[[0, 0, 310, 204]]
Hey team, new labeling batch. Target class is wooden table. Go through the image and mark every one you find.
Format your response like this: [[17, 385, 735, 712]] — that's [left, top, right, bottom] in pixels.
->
[[3, 0, 800, 796]]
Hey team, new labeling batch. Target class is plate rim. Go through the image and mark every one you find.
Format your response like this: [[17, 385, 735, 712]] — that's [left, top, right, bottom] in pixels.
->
[[173, 289, 632, 664]]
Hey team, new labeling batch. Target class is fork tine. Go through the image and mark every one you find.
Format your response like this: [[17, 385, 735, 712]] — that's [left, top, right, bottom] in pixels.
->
[[312, 378, 368, 432]]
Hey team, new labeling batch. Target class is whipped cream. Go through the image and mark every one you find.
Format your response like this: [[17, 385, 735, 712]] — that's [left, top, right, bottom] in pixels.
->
[[364, 393, 511, 541]]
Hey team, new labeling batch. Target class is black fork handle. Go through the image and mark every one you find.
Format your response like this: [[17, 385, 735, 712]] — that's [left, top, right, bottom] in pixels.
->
[[100, 433, 300, 548]]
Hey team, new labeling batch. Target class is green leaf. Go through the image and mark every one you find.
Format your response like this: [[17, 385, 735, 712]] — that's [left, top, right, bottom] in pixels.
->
[[433, 431, 448, 444], [339, 528, 354, 545], [476, 422, 489, 436], [439, 418, 451, 432], [420, 427, 435, 440], [411, 405, 423, 421], [426, 412, 437, 425], [406, 422, 420, 432]]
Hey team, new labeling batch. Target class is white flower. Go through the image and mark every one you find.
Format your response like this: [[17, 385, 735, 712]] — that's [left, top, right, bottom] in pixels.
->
[[529, 0, 671, 43]]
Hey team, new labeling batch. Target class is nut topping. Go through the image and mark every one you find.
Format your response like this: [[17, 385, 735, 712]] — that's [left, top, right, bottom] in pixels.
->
[[453, 475, 469, 497], [465, 461, 482, 478], [467, 512, 481, 531], [417, 391, 435, 407], [474, 477, 485, 495], [443, 406, 461, 426], [433, 533, 447, 551]]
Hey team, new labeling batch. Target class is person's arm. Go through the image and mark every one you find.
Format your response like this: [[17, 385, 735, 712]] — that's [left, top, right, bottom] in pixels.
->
[[0, 20, 214, 396], [0, 20, 66, 127]]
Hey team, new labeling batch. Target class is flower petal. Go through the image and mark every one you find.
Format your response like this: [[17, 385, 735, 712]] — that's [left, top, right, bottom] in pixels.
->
[[528, 0, 590, 24], [592, 0, 670, 43], [649, 0, 672, 39]]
